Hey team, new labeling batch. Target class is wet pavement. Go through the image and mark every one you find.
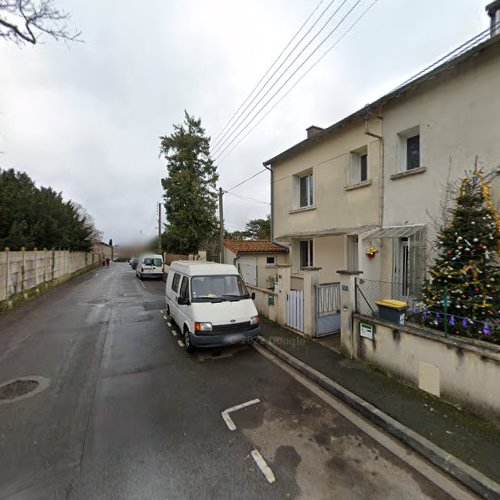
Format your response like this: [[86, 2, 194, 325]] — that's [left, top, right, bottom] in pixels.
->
[[0, 264, 473, 499]]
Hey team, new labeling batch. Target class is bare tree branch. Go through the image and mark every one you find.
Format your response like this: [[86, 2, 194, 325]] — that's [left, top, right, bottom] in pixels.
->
[[0, 0, 81, 45]]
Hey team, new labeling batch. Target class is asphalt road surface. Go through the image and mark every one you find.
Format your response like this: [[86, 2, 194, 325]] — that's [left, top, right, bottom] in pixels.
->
[[0, 264, 476, 499]]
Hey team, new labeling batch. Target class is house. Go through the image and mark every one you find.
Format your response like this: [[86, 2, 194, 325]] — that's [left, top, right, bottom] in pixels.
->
[[264, 13, 500, 302], [92, 241, 112, 260], [224, 239, 288, 288]]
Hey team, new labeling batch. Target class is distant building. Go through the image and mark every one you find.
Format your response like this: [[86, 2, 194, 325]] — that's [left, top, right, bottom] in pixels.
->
[[92, 241, 112, 260], [224, 239, 288, 288]]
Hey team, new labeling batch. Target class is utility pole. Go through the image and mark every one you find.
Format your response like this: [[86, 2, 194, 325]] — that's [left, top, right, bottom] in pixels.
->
[[158, 202, 162, 255], [219, 187, 224, 263]]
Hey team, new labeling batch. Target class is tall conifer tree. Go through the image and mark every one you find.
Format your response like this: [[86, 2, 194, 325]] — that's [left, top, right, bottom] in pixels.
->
[[160, 112, 218, 254]]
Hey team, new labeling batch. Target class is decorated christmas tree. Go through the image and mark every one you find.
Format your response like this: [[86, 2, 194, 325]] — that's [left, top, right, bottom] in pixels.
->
[[418, 169, 499, 343]]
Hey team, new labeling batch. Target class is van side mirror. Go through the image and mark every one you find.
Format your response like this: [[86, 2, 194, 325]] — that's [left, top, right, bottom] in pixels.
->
[[177, 296, 190, 306], [251, 292, 256, 300]]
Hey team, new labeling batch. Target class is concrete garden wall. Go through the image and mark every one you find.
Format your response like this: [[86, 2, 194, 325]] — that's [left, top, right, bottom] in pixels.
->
[[0, 249, 101, 313], [246, 284, 278, 323], [352, 313, 500, 422]]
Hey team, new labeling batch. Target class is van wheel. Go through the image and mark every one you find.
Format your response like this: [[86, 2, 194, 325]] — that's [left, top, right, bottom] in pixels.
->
[[183, 327, 195, 354]]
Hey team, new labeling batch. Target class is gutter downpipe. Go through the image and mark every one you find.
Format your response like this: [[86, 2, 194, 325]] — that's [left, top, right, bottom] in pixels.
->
[[364, 107, 384, 228], [263, 163, 273, 240]]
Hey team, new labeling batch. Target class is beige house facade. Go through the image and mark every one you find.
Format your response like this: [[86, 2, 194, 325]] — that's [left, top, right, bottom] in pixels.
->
[[264, 33, 500, 299], [265, 118, 383, 290]]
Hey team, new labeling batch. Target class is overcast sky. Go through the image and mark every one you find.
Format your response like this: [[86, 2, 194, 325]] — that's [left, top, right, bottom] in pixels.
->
[[0, 0, 490, 245]]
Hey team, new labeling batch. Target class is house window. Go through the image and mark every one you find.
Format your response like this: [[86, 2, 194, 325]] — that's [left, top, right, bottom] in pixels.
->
[[399, 127, 420, 171], [406, 135, 420, 170], [294, 171, 314, 209], [266, 256, 275, 265], [300, 240, 313, 268], [349, 148, 368, 185]]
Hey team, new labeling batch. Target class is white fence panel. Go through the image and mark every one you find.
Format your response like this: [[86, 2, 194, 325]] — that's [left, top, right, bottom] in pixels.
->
[[287, 290, 304, 332]]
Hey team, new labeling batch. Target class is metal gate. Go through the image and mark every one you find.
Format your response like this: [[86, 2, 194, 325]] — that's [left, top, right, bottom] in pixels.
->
[[287, 290, 304, 332], [315, 283, 341, 337]]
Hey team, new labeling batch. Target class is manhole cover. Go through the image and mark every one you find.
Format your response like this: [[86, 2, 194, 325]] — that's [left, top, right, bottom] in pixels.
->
[[0, 376, 50, 405], [0, 379, 39, 400]]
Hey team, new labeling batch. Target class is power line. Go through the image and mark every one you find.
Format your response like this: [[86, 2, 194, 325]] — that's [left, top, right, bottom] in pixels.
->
[[395, 21, 500, 91], [212, 0, 335, 154], [225, 168, 268, 192], [216, 0, 379, 164], [211, 0, 326, 149], [217, 6, 494, 199], [212, 0, 350, 158], [213, 0, 364, 163], [225, 191, 270, 205]]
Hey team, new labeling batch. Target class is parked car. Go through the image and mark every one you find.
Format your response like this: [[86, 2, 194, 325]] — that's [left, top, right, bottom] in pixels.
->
[[130, 257, 139, 270], [165, 261, 259, 353], [129, 256, 137, 266], [136, 254, 163, 280]]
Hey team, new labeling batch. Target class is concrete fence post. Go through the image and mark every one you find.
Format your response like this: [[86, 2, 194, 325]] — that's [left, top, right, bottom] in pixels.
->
[[43, 248, 47, 286], [275, 265, 292, 327], [338, 270, 363, 358], [34, 247, 38, 286], [51, 249, 55, 281], [21, 247, 26, 293], [302, 267, 322, 337], [5, 247, 10, 300]]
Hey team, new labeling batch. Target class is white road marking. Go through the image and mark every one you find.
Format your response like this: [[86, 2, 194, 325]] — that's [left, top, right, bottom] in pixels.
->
[[172, 331, 177, 337], [140, 281, 145, 289], [160, 310, 164, 314], [163, 315, 167, 320], [221, 399, 260, 431], [177, 340, 184, 347], [167, 322, 172, 327], [252, 344, 476, 500], [251, 449, 276, 484]]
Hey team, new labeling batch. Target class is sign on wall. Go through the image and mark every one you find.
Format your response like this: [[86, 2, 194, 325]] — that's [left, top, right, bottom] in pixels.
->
[[360, 322, 375, 340]]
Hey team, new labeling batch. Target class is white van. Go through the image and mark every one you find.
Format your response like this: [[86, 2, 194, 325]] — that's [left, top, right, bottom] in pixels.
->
[[165, 261, 259, 353], [136, 254, 164, 280]]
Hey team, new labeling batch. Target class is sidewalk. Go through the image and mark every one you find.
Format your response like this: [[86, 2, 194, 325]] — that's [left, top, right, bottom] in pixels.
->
[[259, 320, 500, 489]]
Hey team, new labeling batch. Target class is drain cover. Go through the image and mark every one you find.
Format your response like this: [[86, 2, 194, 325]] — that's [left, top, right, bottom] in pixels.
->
[[0, 379, 39, 400], [0, 376, 50, 405]]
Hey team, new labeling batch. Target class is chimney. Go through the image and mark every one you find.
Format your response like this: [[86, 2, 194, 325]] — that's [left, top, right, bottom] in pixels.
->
[[486, 0, 500, 37], [306, 125, 323, 139]]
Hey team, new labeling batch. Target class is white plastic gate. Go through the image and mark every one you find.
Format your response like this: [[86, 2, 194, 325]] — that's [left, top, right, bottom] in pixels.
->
[[287, 290, 304, 332], [315, 283, 341, 337]]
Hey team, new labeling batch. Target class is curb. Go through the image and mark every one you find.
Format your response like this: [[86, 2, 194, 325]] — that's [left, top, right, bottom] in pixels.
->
[[257, 335, 500, 500]]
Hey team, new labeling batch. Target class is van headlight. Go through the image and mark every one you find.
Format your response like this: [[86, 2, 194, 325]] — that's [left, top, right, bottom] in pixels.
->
[[250, 315, 259, 325], [195, 322, 212, 332]]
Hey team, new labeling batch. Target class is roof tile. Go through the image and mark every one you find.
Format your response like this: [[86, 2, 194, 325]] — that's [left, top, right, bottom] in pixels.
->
[[224, 239, 287, 254]]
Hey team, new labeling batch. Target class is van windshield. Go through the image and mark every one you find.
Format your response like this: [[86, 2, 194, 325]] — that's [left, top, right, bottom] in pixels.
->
[[191, 275, 250, 302], [144, 258, 162, 266]]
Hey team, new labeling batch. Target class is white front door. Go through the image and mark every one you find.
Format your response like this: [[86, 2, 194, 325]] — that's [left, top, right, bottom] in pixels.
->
[[238, 256, 257, 286], [394, 238, 410, 298]]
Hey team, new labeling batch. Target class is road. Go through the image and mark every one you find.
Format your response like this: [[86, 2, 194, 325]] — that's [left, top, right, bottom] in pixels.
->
[[0, 264, 475, 499]]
